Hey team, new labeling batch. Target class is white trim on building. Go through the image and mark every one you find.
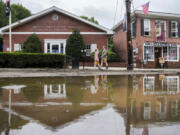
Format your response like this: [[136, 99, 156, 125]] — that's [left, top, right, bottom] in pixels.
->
[[0, 6, 113, 35], [44, 39, 66, 54], [2, 32, 108, 35]]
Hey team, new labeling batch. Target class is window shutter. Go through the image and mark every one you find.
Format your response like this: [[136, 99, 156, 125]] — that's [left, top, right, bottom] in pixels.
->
[[141, 19, 144, 36], [169, 21, 172, 38], [178, 21, 180, 37]]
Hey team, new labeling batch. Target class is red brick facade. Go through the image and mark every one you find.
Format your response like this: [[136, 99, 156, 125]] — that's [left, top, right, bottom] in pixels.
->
[[2, 9, 111, 53], [113, 11, 180, 68]]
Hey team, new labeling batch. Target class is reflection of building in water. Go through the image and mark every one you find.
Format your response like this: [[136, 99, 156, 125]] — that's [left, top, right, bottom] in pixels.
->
[[2, 85, 26, 94], [143, 76, 179, 95], [114, 75, 180, 128], [44, 84, 66, 99]]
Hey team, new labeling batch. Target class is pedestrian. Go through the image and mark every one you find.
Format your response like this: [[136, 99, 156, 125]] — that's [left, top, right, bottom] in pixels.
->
[[94, 49, 100, 69], [101, 46, 108, 70]]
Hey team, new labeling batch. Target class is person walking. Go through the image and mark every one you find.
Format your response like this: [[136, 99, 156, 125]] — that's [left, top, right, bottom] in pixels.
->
[[101, 46, 108, 70], [94, 49, 100, 69]]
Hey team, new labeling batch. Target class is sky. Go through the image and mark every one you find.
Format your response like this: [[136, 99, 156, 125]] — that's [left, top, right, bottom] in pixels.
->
[[5, 0, 180, 29]]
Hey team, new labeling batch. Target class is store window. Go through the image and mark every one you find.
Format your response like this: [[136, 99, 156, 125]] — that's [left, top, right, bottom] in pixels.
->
[[144, 44, 154, 61], [171, 21, 178, 38], [163, 46, 178, 61]]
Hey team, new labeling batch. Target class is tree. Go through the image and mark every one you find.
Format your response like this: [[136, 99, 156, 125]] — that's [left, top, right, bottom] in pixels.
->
[[11, 4, 31, 23], [0, 0, 8, 28], [0, 1, 31, 28], [66, 29, 85, 68], [23, 34, 42, 53], [80, 16, 99, 25]]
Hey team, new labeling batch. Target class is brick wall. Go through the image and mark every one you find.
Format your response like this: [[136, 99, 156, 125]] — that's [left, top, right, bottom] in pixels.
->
[[113, 16, 180, 68], [3, 11, 109, 52]]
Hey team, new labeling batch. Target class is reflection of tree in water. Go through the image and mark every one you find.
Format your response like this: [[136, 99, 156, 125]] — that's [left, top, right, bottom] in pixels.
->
[[66, 77, 85, 107], [0, 110, 28, 134], [23, 85, 42, 103]]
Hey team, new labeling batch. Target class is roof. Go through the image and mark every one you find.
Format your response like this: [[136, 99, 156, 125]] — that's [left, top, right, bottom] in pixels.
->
[[0, 6, 113, 35], [112, 10, 180, 31]]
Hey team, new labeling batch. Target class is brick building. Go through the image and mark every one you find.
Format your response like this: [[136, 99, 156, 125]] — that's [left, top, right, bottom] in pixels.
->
[[113, 10, 180, 68], [0, 6, 113, 56]]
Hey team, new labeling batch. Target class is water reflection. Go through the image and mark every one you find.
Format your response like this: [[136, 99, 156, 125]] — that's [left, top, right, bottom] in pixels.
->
[[0, 75, 180, 135]]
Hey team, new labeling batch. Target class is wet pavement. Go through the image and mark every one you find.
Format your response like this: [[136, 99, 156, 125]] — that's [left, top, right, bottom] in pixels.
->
[[0, 75, 180, 135]]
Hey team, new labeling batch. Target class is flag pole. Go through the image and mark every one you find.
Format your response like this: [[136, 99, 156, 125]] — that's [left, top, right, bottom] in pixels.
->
[[9, 4, 12, 52]]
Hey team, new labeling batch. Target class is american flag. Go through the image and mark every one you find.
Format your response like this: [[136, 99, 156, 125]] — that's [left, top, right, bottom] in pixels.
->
[[5, 0, 11, 16], [142, 2, 150, 15]]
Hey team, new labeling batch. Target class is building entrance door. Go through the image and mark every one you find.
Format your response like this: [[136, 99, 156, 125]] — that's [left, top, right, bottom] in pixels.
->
[[44, 39, 66, 54], [155, 47, 162, 68]]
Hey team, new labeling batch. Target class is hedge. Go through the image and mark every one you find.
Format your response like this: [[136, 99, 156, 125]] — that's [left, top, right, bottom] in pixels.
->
[[0, 52, 65, 68]]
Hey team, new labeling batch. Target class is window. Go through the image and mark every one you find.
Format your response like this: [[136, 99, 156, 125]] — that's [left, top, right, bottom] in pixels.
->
[[171, 21, 178, 38], [131, 20, 136, 38], [52, 45, 59, 53], [86, 45, 91, 56], [85, 44, 97, 56], [144, 44, 154, 61], [143, 77, 155, 95], [52, 14, 59, 21], [60, 43, 64, 54], [144, 19, 151, 36], [143, 101, 151, 120], [14, 44, 22, 51], [163, 76, 179, 93], [163, 46, 178, 61]]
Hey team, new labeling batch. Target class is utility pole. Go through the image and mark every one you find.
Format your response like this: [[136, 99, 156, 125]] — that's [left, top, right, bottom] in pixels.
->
[[125, 0, 133, 70]]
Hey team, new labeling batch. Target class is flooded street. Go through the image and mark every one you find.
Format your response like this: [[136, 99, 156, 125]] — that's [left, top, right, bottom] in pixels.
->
[[0, 75, 180, 135]]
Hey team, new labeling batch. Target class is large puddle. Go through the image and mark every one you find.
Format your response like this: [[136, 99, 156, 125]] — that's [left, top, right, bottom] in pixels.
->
[[0, 75, 180, 135]]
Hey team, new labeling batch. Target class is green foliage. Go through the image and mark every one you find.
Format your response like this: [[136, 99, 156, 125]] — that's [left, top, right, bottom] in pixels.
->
[[23, 34, 42, 53], [0, 2, 31, 28], [11, 4, 31, 23], [0, 1, 8, 28], [80, 16, 99, 24], [0, 52, 65, 68], [66, 29, 85, 59], [90, 49, 120, 62]]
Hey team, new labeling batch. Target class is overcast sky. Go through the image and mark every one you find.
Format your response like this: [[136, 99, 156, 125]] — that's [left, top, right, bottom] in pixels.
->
[[6, 0, 180, 29]]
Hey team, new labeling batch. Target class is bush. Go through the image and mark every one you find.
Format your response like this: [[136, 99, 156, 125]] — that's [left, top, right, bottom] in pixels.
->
[[90, 50, 120, 62], [23, 34, 42, 53], [66, 29, 85, 60], [0, 52, 65, 68]]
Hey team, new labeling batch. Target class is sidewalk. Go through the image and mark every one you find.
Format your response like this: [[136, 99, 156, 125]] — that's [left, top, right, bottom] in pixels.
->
[[0, 67, 180, 78]]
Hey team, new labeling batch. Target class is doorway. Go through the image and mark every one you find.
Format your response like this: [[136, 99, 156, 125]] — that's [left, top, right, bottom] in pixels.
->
[[44, 39, 66, 54], [155, 47, 162, 68]]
